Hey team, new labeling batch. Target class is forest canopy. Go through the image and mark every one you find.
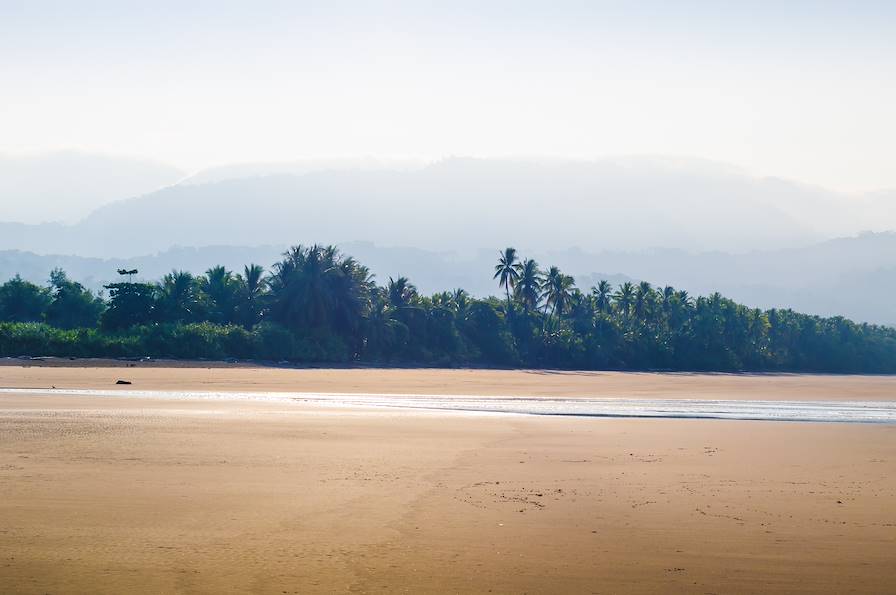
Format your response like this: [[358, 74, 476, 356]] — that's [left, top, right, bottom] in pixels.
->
[[1, 245, 894, 373]]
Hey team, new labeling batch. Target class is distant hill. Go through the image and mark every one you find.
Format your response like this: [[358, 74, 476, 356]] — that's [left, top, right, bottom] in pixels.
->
[[2, 233, 894, 325], [1, 156, 879, 256], [0, 150, 185, 224]]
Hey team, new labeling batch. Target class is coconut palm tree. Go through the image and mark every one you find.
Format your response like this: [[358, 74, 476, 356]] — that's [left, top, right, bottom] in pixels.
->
[[668, 289, 692, 329], [540, 266, 560, 323], [592, 280, 613, 314], [200, 265, 238, 323], [660, 286, 675, 315], [158, 270, 201, 322], [493, 247, 520, 312], [430, 291, 452, 308], [329, 256, 374, 340], [268, 245, 327, 331], [513, 258, 541, 314], [363, 290, 405, 358], [387, 276, 417, 308], [634, 281, 654, 320], [267, 244, 370, 338], [235, 264, 266, 327], [542, 267, 575, 330], [242, 264, 266, 295], [450, 288, 470, 320], [613, 281, 635, 321], [567, 288, 595, 334]]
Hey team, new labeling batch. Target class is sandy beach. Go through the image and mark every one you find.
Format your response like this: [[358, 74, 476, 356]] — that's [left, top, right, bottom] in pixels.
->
[[1, 365, 895, 593], [3, 361, 896, 400]]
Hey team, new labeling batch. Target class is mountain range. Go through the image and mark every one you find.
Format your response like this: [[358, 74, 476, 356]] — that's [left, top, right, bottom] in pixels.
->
[[1, 156, 894, 257]]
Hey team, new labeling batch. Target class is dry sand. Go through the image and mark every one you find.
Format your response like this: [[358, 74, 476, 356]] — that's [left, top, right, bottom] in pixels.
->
[[1, 366, 895, 594], [2, 362, 896, 400]]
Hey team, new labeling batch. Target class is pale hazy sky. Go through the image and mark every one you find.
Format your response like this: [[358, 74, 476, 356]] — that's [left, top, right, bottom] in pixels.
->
[[2, 1, 894, 193]]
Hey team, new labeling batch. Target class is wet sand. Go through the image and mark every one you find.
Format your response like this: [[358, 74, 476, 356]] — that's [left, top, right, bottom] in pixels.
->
[[1, 367, 895, 593]]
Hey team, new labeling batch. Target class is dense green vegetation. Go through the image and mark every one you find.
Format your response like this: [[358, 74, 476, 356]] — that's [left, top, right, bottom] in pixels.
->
[[1, 245, 894, 372]]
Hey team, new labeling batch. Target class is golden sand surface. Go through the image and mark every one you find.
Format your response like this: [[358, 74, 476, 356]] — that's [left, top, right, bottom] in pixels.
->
[[2, 362, 896, 400], [1, 366, 895, 594]]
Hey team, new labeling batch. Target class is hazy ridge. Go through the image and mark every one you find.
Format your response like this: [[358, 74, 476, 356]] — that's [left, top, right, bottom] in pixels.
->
[[3, 157, 894, 256], [0, 151, 185, 224]]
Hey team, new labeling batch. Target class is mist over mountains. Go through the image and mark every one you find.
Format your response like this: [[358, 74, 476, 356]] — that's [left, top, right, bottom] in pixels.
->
[[0, 151, 185, 224], [2, 157, 894, 257], [0, 155, 893, 325]]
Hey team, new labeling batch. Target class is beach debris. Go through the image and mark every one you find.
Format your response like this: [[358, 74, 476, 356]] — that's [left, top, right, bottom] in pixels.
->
[[115, 379, 132, 385]]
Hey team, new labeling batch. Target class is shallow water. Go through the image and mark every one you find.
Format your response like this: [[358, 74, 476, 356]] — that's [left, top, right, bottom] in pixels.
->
[[2, 387, 895, 423]]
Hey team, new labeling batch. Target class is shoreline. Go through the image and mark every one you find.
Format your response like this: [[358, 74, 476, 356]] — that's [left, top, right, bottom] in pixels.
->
[[5, 356, 896, 376], [3, 386, 895, 424], [2, 364, 895, 402]]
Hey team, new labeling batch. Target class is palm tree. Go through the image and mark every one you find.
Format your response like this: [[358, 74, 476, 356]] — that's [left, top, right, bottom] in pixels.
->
[[202, 265, 233, 288], [660, 286, 675, 315], [493, 247, 520, 312], [613, 281, 635, 321], [242, 264, 266, 295], [634, 281, 654, 320], [542, 267, 575, 330], [363, 290, 405, 358], [450, 288, 470, 320], [267, 244, 371, 339], [387, 276, 417, 308], [540, 266, 560, 324], [200, 265, 238, 323], [513, 258, 541, 314], [567, 288, 595, 333], [158, 270, 201, 322], [268, 245, 328, 331], [236, 264, 266, 327], [431, 291, 452, 308], [592, 280, 613, 314]]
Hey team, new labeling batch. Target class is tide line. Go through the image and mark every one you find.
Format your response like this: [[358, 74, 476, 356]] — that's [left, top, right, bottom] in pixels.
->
[[2, 387, 895, 424]]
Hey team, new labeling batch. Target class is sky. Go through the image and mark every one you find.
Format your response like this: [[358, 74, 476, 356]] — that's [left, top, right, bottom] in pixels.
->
[[1, 0, 895, 193]]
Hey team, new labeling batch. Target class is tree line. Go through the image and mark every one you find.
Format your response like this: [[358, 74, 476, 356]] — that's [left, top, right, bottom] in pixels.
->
[[1, 245, 894, 372]]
